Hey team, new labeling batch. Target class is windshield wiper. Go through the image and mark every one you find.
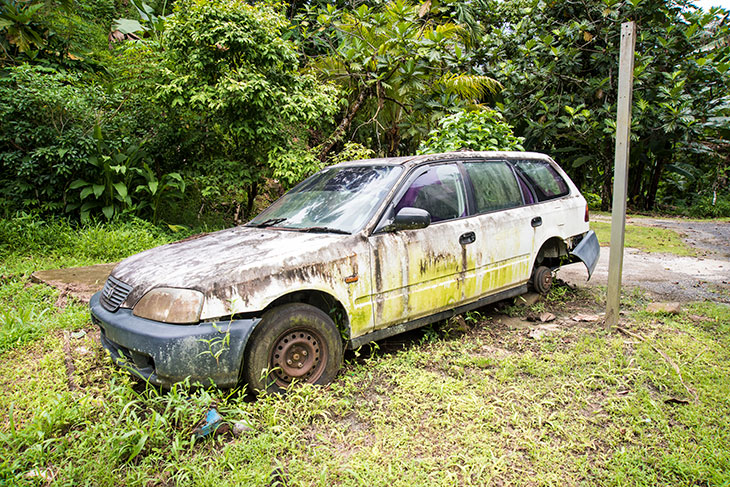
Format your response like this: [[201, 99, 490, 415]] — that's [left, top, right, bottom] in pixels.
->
[[251, 218, 287, 228], [299, 226, 350, 235]]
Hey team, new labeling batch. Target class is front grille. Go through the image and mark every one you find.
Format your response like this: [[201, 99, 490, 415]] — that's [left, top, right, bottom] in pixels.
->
[[100, 275, 132, 312]]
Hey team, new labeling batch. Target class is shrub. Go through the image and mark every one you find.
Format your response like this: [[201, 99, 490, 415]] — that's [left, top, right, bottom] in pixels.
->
[[418, 109, 525, 154]]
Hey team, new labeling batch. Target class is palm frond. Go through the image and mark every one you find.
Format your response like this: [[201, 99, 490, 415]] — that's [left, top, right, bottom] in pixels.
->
[[307, 55, 351, 81], [436, 73, 502, 99]]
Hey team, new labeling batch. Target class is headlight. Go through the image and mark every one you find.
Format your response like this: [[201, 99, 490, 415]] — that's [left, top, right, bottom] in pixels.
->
[[133, 288, 204, 324]]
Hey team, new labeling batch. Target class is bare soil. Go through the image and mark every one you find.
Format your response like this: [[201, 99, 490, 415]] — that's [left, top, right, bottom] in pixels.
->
[[30, 263, 116, 304], [559, 217, 730, 303]]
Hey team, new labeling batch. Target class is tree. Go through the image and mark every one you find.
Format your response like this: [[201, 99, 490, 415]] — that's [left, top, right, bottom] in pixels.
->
[[418, 108, 524, 154], [309, 0, 501, 159], [157, 0, 338, 216], [479, 0, 730, 211]]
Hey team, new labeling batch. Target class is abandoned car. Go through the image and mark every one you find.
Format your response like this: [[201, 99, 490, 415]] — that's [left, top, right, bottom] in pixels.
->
[[90, 151, 599, 392]]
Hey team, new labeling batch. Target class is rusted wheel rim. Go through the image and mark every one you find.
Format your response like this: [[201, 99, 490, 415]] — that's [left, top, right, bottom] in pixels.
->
[[270, 328, 327, 386], [539, 271, 551, 289], [534, 266, 552, 294]]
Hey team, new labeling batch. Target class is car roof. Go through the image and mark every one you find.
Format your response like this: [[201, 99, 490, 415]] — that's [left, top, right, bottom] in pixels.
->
[[331, 151, 553, 169]]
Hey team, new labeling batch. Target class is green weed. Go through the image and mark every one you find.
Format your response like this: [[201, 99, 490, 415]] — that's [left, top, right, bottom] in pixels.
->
[[0, 217, 729, 485], [590, 221, 695, 256], [0, 215, 188, 275]]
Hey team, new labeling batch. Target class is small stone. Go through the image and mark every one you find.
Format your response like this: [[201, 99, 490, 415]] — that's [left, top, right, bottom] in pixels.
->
[[528, 328, 547, 339], [75, 346, 90, 355], [646, 302, 681, 314], [232, 421, 255, 437], [70, 330, 87, 339], [538, 312, 556, 323], [527, 324, 559, 339], [572, 314, 600, 322], [25, 468, 54, 481], [516, 293, 541, 307]]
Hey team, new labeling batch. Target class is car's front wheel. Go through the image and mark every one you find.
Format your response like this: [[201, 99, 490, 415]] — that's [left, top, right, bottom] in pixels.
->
[[243, 303, 343, 394]]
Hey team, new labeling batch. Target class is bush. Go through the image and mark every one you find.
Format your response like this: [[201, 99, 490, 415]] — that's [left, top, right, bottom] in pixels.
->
[[683, 193, 730, 218], [583, 192, 602, 211], [418, 109, 525, 154], [0, 65, 142, 216]]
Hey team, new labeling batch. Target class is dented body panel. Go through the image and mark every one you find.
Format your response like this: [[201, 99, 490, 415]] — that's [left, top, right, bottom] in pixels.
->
[[91, 151, 598, 387], [110, 228, 377, 337], [90, 292, 259, 388]]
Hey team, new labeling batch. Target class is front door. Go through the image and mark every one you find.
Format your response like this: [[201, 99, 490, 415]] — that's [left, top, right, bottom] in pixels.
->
[[368, 164, 479, 329]]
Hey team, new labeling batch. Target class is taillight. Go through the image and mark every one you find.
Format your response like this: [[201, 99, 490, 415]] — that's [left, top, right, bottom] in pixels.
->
[[584, 205, 590, 222]]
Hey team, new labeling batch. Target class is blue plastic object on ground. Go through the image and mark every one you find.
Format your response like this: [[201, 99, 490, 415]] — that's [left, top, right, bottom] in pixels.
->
[[193, 408, 223, 440]]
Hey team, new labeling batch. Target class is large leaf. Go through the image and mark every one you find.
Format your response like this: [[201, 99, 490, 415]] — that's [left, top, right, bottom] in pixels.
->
[[113, 18, 145, 35], [80, 186, 94, 201], [113, 182, 128, 199], [24, 3, 44, 17], [68, 179, 88, 190], [101, 205, 115, 219]]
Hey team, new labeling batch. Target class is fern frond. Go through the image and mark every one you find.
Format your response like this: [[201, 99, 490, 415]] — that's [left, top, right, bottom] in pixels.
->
[[437, 73, 502, 99]]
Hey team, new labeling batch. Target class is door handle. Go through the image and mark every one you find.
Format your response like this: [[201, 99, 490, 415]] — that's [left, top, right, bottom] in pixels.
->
[[459, 231, 476, 245], [531, 217, 543, 228]]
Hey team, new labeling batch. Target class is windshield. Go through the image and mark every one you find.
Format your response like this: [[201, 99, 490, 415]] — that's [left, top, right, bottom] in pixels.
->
[[248, 165, 403, 233]]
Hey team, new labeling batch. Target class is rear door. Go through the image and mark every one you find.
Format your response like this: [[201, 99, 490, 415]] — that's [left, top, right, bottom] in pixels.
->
[[512, 158, 574, 269], [463, 160, 535, 295]]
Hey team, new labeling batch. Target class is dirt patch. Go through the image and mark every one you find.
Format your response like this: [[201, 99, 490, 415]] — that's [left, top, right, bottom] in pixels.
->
[[628, 217, 730, 259], [31, 263, 116, 303], [562, 217, 730, 302]]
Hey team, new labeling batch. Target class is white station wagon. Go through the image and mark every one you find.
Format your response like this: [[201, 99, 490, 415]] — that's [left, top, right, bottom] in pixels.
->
[[90, 151, 599, 392]]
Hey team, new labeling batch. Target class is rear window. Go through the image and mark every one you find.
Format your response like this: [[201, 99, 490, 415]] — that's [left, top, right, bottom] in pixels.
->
[[513, 159, 569, 201], [464, 161, 523, 213]]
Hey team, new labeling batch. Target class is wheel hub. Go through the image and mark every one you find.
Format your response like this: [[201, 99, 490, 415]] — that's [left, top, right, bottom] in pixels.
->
[[270, 329, 325, 385]]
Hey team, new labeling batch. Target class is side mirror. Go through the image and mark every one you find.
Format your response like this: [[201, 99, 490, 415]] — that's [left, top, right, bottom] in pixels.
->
[[393, 207, 430, 231]]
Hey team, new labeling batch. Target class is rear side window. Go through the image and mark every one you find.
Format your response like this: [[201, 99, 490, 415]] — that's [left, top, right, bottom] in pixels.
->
[[514, 159, 569, 201], [464, 161, 523, 213]]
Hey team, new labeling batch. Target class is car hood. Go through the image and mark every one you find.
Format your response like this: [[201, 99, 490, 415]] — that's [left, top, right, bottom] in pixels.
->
[[111, 226, 358, 308]]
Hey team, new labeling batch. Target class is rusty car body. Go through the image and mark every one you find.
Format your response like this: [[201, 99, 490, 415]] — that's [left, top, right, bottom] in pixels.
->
[[90, 151, 599, 391]]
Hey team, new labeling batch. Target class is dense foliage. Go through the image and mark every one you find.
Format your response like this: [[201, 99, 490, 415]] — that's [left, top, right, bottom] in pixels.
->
[[418, 109, 525, 154], [479, 0, 730, 212], [1, 0, 728, 221]]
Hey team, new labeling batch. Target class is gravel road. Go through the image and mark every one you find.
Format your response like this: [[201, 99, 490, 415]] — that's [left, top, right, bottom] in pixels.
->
[[558, 217, 730, 303]]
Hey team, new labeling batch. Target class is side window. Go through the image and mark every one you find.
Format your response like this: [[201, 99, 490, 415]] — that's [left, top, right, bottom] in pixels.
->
[[395, 165, 466, 223], [464, 161, 523, 213], [513, 159, 569, 201]]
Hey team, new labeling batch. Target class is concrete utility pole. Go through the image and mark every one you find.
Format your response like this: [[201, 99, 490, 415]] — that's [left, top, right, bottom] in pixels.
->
[[606, 21, 637, 328]]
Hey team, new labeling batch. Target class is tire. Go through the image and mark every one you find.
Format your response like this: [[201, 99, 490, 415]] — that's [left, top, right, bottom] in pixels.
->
[[243, 303, 343, 394], [532, 265, 553, 295]]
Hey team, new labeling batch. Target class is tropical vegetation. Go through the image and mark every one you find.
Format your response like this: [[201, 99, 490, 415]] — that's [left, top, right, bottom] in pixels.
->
[[1, 0, 728, 223]]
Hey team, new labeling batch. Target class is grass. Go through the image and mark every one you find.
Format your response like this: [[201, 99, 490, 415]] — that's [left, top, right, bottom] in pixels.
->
[[590, 211, 730, 223], [590, 221, 696, 256], [0, 215, 187, 276], [0, 217, 729, 485]]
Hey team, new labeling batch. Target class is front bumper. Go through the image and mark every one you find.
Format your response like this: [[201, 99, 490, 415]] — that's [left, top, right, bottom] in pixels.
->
[[90, 292, 260, 388]]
